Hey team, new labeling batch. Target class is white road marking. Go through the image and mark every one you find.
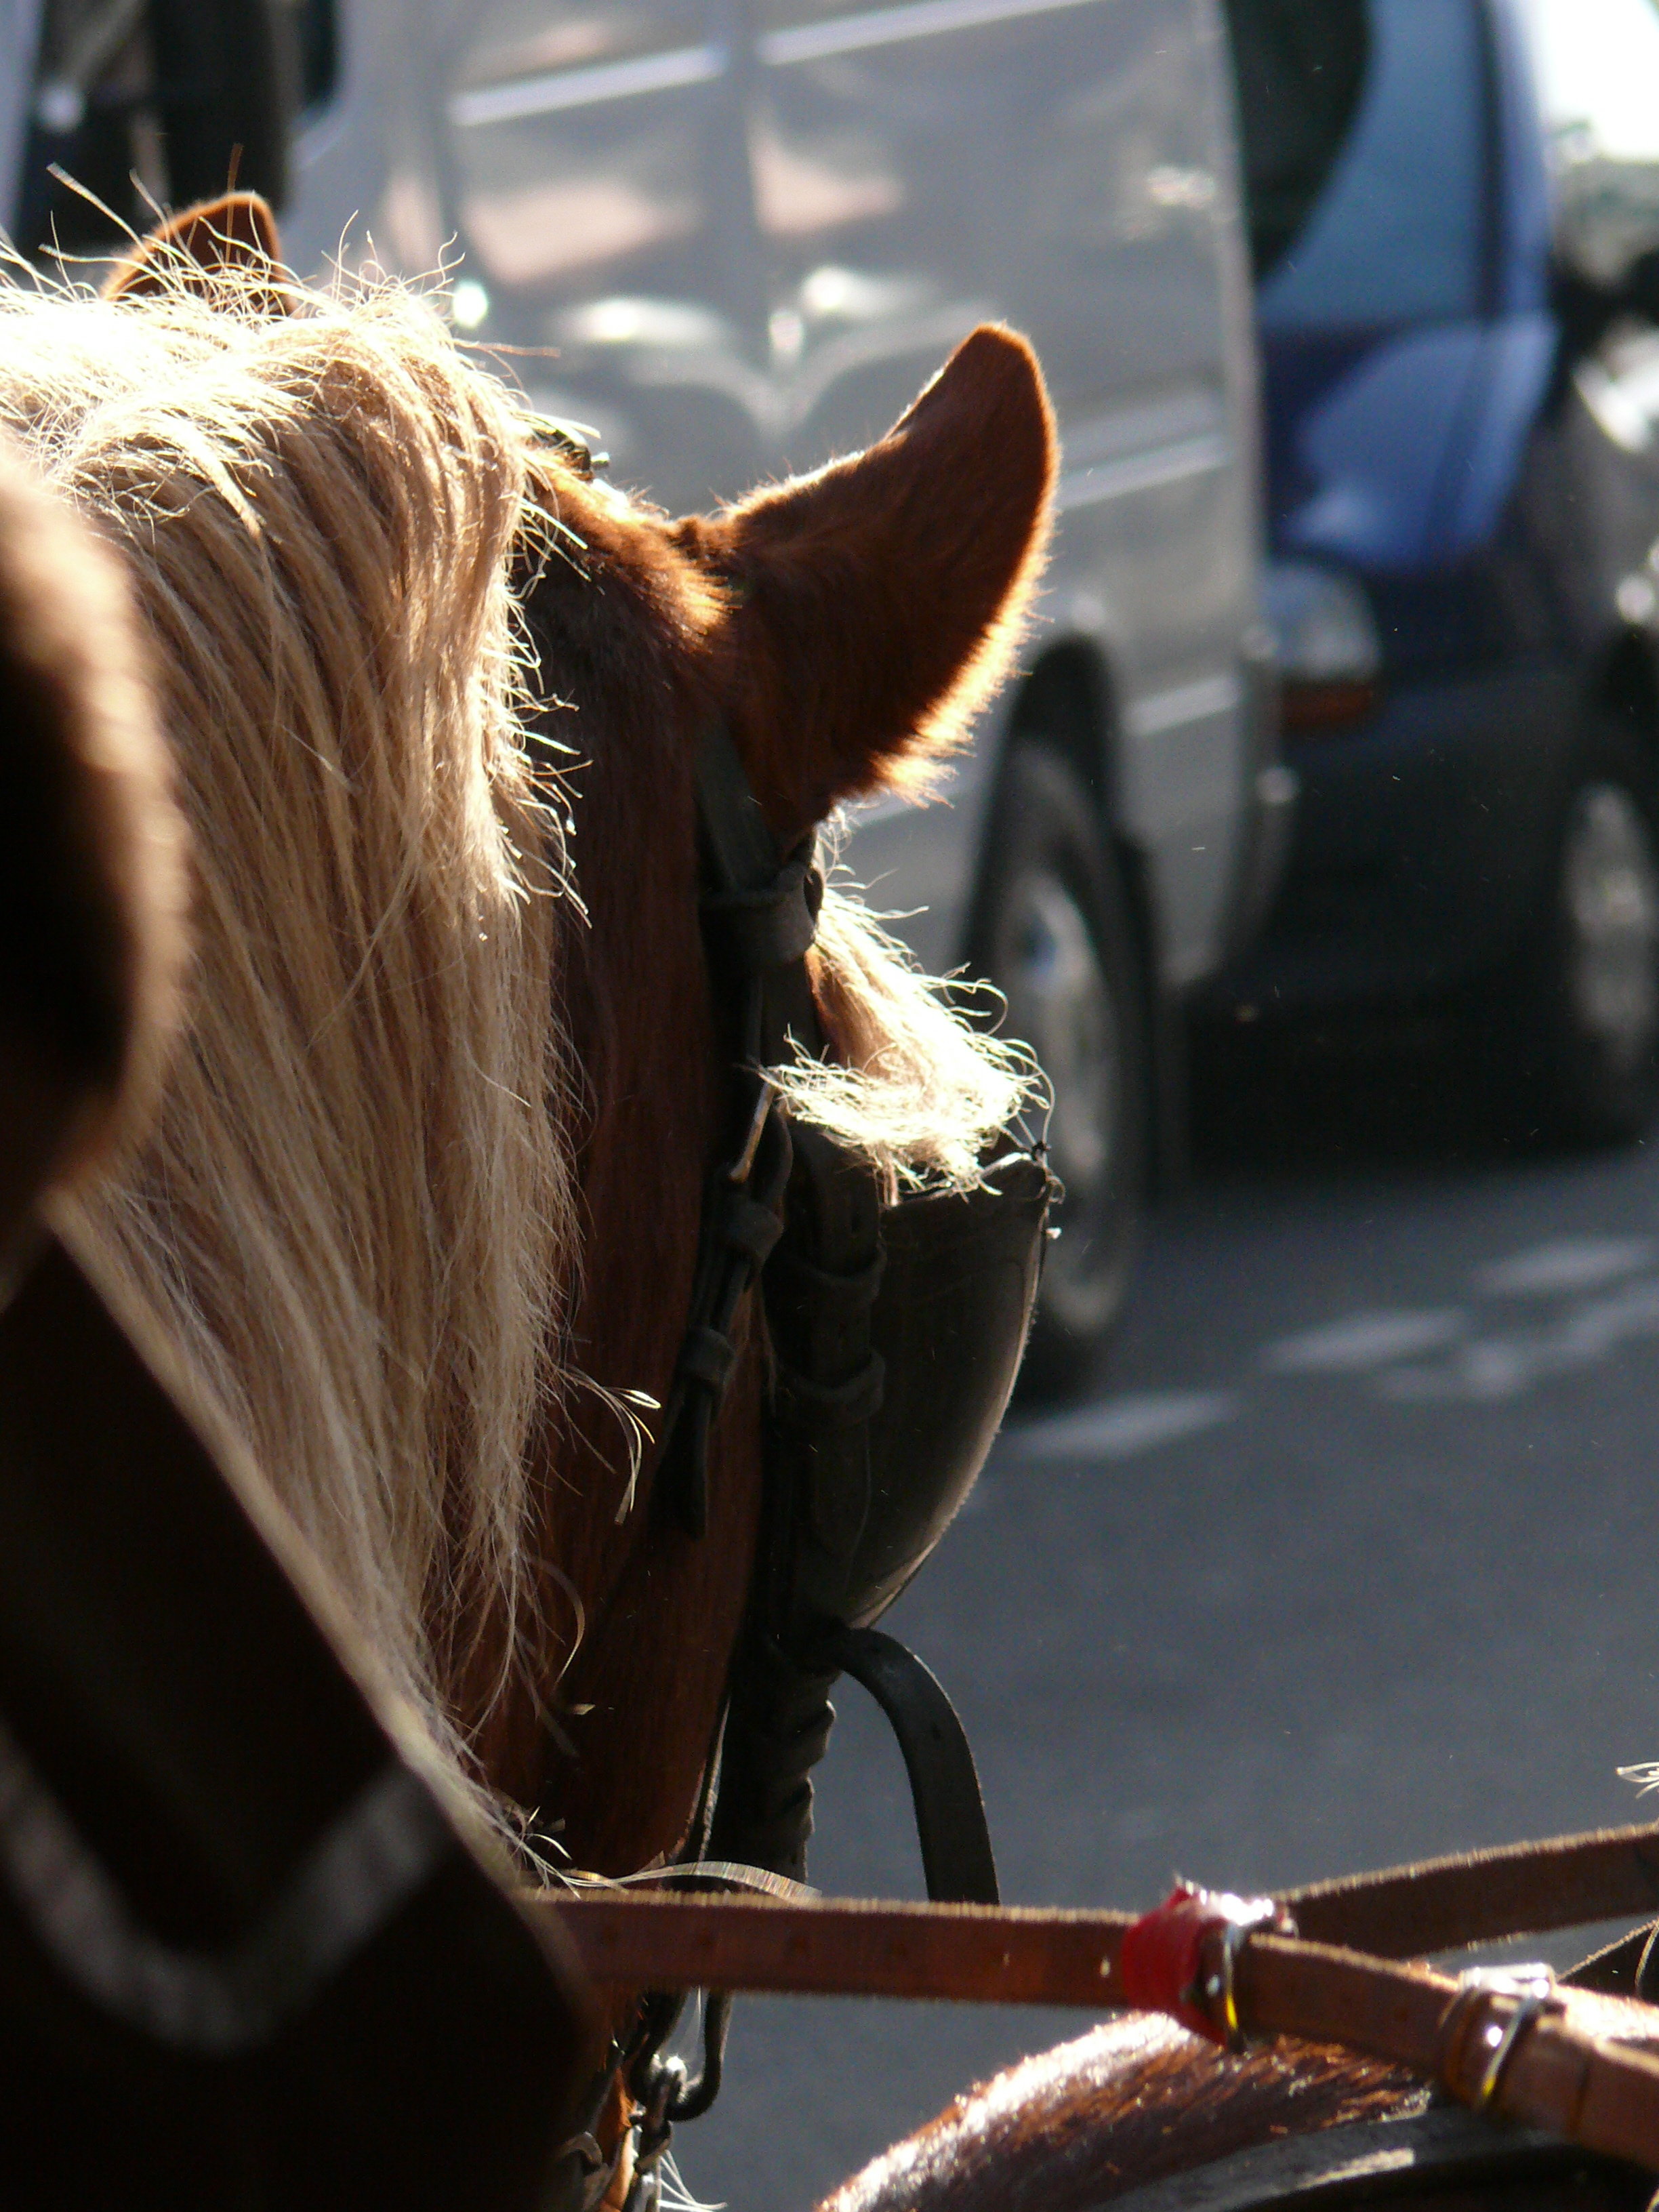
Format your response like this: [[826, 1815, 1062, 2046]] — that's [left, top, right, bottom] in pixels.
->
[[1380, 1275, 1659, 1402], [1563, 1275, 1659, 1353], [1005, 1389, 1237, 1463], [1475, 1236, 1654, 1297], [1263, 1309, 1466, 1374], [1382, 1338, 1535, 1403], [1022, 1246, 1659, 1450]]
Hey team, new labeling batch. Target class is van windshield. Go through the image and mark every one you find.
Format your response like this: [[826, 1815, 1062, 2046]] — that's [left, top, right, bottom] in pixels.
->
[[1256, 0, 1487, 332]]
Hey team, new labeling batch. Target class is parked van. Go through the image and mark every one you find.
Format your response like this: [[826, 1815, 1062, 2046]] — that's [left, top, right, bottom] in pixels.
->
[[9, 0, 1288, 1385], [1217, 0, 1659, 1145]]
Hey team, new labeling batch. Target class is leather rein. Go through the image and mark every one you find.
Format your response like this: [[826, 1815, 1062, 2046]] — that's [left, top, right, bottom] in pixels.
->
[[542, 1814, 1659, 2178]]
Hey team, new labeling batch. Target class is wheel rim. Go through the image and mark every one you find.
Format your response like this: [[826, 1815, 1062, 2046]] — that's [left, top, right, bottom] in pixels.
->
[[991, 865, 1122, 1307], [1561, 782, 1659, 1071]]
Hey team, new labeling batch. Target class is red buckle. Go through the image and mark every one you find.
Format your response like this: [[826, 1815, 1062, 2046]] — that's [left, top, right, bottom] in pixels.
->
[[1118, 1885, 1292, 2047]]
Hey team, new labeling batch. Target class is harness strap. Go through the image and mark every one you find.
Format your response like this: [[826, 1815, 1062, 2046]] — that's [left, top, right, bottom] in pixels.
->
[[826, 1626, 998, 1906], [567, 1803, 1659, 2183], [655, 725, 823, 1535], [533, 1886, 1659, 2174], [703, 855, 821, 973], [693, 719, 790, 901], [1279, 1817, 1659, 1961], [676, 731, 998, 1902], [764, 1239, 886, 1310], [706, 1635, 838, 1885], [636, 717, 1004, 2167], [674, 1326, 739, 1396], [658, 1103, 792, 1538], [777, 1356, 887, 1434]]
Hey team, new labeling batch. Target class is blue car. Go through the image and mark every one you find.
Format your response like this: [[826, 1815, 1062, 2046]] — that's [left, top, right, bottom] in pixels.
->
[[1218, 0, 1659, 1140]]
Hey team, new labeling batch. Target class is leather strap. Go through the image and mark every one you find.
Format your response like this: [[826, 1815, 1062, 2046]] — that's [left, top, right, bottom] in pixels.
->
[[533, 1889, 1659, 2172], [825, 1625, 998, 1906], [694, 720, 790, 909], [539, 1889, 1132, 2006], [655, 724, 825, 1534], [1281, 1819, 1659, 1959], [541, 1811, 1659, 1991]]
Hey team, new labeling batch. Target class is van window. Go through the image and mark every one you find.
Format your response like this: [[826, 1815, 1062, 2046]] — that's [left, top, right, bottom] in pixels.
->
[[1256, 0, 1487, 331], [1517, 0, 1659, 287], [1223, 0, 1370, 280]]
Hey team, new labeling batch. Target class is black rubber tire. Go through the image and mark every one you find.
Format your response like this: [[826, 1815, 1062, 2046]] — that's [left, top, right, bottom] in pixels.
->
[[1485, 720, 1659, 1147], [972, 743, 1148, 1397]]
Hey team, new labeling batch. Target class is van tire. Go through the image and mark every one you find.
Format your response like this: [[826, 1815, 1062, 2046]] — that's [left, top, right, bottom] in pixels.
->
[[1490, 720, 1659, 1145], [974, 743, 1147, 1395]]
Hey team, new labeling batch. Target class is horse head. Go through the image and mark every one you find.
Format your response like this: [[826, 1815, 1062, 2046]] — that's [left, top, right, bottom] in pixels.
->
[[499, 321, 1058, 1882], [24, 200, 1053, 1913]]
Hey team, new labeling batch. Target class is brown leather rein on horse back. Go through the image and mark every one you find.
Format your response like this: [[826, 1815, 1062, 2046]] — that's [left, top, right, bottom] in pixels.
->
[[531, 1814, 1659, 2175]]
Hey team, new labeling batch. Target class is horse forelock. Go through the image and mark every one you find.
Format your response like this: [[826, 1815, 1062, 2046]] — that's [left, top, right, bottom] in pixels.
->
[[6, 274, 579, 1837]]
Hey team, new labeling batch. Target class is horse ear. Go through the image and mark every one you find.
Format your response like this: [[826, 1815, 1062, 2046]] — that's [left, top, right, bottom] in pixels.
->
[[674, 325, 1056, 843], [102, 192, 291, 313]]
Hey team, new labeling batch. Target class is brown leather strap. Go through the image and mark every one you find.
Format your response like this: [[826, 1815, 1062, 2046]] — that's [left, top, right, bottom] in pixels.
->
[[534, 1891, 1659, 2173], [539, 1808, 1659, 1998], [543, 1891, 1130, 2005], [1240, 1936, 1659, 2172], [544, 1815, 1659, 1998], [1281, 1820, 1659, 1958]]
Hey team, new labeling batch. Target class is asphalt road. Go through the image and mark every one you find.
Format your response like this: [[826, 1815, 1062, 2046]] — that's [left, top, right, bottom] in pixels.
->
[[684, 1048, 1659, 2212]]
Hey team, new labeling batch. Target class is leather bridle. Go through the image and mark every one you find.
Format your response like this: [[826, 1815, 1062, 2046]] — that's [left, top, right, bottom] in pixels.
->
[[658, 716, 1044, 1900], [575, 722, 1054, 2200]]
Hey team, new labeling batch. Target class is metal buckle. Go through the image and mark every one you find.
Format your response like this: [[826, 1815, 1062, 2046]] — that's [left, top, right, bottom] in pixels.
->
[[1452, 1964, 1563, 2109], [1186, 1897, 1292, 2051], [729, 1076, 779, 1185]]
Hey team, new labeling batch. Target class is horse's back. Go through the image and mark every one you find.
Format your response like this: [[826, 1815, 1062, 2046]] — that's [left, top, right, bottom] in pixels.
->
[[819, 2018, 1648, 2212]]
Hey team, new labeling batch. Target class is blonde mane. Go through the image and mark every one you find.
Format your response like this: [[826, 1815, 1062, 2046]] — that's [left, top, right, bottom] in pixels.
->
[[1, 269, 1029, 1837]]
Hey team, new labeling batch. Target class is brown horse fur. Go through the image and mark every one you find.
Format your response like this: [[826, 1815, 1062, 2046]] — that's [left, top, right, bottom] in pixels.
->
[[6, 201, 1053, 1878], [821, 2020, 1420, 2212], [820, 1989, 1659, 2212], [0, 443, 185, 1256]]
